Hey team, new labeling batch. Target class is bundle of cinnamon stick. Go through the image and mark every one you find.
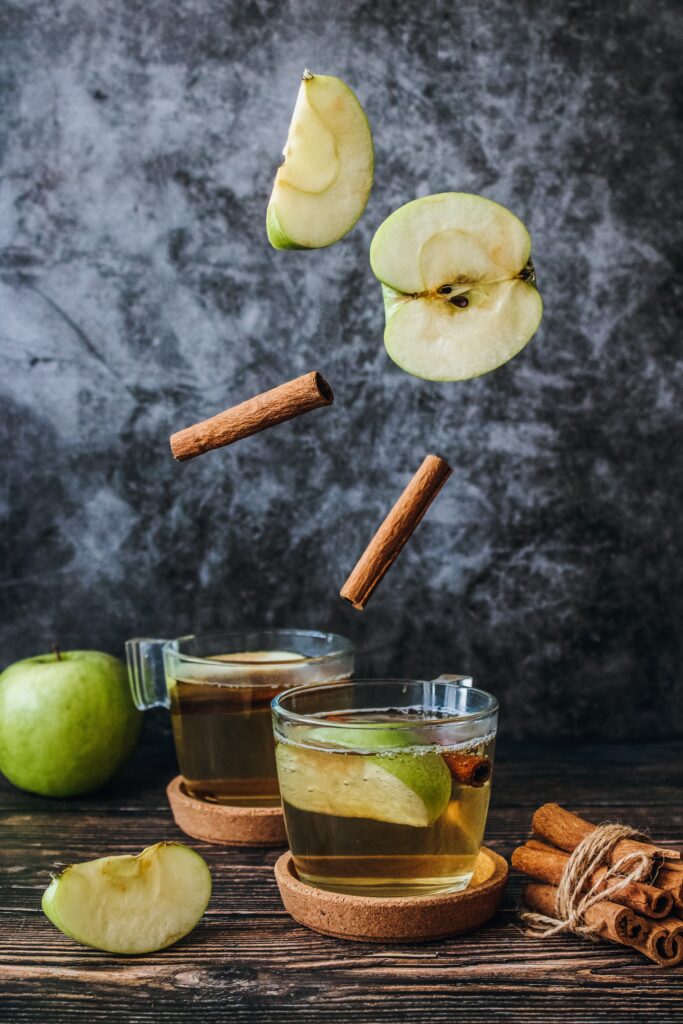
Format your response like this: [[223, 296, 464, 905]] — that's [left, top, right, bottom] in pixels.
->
[[513, 803, 683, 967]]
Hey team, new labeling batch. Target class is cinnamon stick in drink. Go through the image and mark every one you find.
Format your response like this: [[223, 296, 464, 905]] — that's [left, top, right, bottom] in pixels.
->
[[532, 804, 681, 876], [443, 753, 492, 787], [521, 882, 644, 945], [512, 842, 673, 918], [170, 371, 334, 461], [340, 454, 453, 610]]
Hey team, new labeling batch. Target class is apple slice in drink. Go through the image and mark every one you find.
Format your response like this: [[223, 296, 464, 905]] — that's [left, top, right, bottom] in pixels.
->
[[370, 192, 543, 380], [276, 728, 451, 828], [267, 70, 373, 250], [42, 843, 211, 954]]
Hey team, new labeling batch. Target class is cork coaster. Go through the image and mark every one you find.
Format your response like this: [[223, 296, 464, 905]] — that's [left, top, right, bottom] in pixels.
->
[[166, 775, 287, 847], [274, 846, 508, 942]]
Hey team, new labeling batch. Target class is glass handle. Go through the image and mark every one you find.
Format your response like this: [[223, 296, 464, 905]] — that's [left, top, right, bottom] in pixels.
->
[[125, 638, 171, 710], [432, 674, 473, 687]]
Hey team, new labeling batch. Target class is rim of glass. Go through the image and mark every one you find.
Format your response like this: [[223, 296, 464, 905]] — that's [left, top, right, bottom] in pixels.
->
[[272, 678, 499, 728], [166, 629, 355, 667]]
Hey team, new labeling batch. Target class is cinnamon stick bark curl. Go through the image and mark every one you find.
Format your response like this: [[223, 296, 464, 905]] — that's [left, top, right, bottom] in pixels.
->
[[656, 867, 683, 914], [512, 842, 673, 918], [521, 882, 644, 944]]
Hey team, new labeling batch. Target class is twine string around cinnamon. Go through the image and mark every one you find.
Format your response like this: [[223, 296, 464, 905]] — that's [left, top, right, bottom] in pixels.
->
[[522, 822, 653, 940]]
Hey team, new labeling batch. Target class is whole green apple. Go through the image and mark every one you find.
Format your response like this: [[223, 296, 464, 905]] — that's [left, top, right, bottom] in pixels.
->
[[0, 650, 141, 797]]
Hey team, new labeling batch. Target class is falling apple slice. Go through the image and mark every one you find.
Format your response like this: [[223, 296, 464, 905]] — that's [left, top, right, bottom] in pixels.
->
[[267, 70, 374, 250], [370, 192, 543, 380], [42, 842, 211, 954]]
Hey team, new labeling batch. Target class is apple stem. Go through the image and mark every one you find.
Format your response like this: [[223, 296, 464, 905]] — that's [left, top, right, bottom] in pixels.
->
[[52, 644, 62, 662]]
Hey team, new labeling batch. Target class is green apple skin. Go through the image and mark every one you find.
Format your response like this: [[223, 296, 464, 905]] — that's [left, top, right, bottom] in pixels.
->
[[309, 725, 452, 824], [308, 725, 417, 750], [266, 174, 373, 250], [370, 192, 543, 381], [266, 73, 374, 250], [0, 651, 141, 797], [265, 203, 308, 251], [41, 842, 212, 954], [381, 282, 544, 382]]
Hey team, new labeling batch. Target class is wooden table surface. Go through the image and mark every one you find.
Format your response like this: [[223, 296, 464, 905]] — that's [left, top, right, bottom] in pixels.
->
[[2, 715, 682, 1023]]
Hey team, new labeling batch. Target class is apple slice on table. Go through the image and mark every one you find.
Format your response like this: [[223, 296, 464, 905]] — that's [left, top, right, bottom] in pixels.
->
[[42, 843, 211, 954], [370, 192, 543, 380], [267, 70, 373, 249]]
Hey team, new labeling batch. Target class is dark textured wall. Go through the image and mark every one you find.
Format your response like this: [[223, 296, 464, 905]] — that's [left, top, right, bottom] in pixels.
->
[[1, 0, 681, 739]]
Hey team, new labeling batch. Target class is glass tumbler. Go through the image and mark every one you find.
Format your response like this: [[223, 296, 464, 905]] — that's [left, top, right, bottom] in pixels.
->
[[272, 678, 498, 896]]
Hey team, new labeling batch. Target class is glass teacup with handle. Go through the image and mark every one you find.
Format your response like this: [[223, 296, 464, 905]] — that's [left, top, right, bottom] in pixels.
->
[[272, 675, 497, 896], [126, 630, 354, 808]]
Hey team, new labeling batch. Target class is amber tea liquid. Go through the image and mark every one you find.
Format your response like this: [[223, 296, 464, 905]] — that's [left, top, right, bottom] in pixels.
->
[[277, 709, 494, 896], [169, 650, 306, 806]]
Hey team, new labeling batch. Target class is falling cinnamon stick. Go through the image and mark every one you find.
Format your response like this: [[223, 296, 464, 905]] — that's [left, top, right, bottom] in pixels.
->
[[170, 371, 334, 461], [532, 803, 680, 876], [512, 842, 673, 918], [443, 753, 492, 787], [340, 454, 452, 610], [521, 882, 644, 945]]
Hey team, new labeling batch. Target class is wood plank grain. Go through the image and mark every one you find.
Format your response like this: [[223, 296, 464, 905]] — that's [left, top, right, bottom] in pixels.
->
[[1, 731, 682, 1023]]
